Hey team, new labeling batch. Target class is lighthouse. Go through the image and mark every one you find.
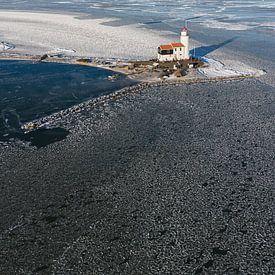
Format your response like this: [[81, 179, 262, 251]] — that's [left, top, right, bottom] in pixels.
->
[[157, 28, 190, 62], [180, 27, 189, 60]]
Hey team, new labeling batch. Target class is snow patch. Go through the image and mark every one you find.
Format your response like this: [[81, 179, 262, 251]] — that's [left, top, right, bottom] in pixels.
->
[[201, 20, 255, 31], [46, 48, 76, 55], [199, 57, 266, 78], [0, 41, 15, 51], [0, 11, 174, 59]]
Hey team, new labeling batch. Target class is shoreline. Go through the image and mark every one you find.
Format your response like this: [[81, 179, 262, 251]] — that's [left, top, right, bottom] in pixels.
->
[[0, 53, 260, 83], [20, 74, 256, 133], [1, 71, 274, 274], [0, 9, 267, 83], [0, 5, 274, 274], [0, 54, 260, 135]]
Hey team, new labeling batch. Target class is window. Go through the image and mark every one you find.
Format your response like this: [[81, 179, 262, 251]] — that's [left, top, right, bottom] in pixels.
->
[[159, 49, 173, 55]]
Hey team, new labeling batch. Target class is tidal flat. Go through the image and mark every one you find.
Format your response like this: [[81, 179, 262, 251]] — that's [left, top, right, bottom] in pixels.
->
[[0, 78, 274, 274]]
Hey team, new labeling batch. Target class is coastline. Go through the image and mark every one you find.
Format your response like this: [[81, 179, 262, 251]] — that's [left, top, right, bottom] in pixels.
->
[[1, 76, 274, 274], [20, 74, 257, 133], [0, 54, 261, 82], [0, 9, 267, 81], [0, 54, 262, 135], [0, 5, 275, 274], [0, 54, 258, 135]]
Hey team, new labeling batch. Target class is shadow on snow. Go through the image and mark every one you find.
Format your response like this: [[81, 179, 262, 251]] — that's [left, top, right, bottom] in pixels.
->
[[190, 37, 238, 58]]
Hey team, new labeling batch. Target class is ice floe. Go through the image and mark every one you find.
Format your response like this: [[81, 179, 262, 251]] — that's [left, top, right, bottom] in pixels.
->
[[0, 11, 174, 59], [199, 57, 266, 78], [201, 20, 255, 31], [46, 48, 76, 55], [0, 41, 15, 51]]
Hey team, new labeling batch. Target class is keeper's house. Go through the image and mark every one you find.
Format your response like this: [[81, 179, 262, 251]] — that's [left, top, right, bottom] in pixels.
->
[[158, 28, 190, 62]]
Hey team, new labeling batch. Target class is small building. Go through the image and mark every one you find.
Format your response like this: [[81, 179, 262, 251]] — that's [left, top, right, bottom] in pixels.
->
[[158, 28, 190, 62]]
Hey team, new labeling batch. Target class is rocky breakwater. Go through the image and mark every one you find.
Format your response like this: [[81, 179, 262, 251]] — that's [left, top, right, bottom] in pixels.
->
[[21, 83, 149, 131], [21, 73, 258, 134]]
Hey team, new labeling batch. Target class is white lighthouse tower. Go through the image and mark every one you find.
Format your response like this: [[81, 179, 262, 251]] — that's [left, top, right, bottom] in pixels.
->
[[157, 28, 190, 62], [180, 27, 190, 60]]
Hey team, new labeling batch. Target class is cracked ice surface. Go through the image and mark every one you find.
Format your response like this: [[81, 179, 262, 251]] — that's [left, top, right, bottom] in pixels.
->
[[0, 41, 15, 51], [199, 58, 266, 78], [0, 79, 274, 274], [0, 11, 175, 59]]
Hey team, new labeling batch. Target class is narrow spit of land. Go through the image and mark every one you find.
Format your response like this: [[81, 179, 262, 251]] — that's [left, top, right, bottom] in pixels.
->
[[0, 54, 259, 135], [0, 54, 258, 85], [0, 78, 274, 274]]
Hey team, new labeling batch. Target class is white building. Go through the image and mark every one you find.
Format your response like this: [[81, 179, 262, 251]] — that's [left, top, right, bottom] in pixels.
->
[[158, 28, 190, 62]]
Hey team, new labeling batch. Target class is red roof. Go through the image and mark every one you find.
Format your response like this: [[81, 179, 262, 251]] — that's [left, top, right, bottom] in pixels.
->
[[171, 42, 184, 48], [159, 44, 173, 50], [159, 43, 184, 50]]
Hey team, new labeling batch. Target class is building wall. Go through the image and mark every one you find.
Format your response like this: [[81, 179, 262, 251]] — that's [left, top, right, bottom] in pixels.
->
[[158, 53, 175, 62], [158, 46, 186, 62], [174, 47, 185, 60], [180, 33, 189, 59]]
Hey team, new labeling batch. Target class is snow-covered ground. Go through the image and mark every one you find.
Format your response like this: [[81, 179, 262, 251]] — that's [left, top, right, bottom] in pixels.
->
[[0, 10, 266, 79], [0, 41, 15, 51], [199, 58, 266, 78], [0, 11, 175, 59]]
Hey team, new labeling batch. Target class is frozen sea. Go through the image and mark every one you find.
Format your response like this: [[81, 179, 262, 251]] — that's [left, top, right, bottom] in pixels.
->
[[1, 0, 274, 84], [2, 0, 275, 34], [1, 0, 275, 30], [0, 60, 134, 147], [0, 2, 274, 274]]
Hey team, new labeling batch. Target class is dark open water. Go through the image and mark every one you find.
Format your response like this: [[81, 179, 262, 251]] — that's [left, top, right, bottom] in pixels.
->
[[0, 60, 135, 147], [0, 0, 274, 146]]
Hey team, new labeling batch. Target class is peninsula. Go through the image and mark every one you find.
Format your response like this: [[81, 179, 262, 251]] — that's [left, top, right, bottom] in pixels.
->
[[0, 5, 274, 275]]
